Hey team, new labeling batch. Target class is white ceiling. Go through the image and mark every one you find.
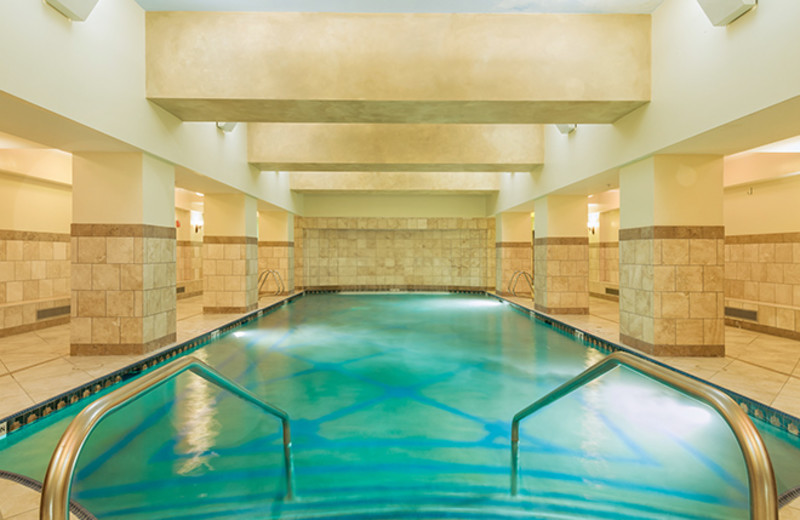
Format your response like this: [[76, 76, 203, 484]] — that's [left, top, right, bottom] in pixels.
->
[[134, 0, 664, 14]]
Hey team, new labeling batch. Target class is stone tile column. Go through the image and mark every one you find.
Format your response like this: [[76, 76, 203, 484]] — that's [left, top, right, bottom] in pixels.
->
[[71, 153, 176, 355], [533, 195, 589, 314], [495, 212, 533, 297], [258, 211, 295, 294], [203, 193, 258, 313], [619, 155, 724, 356]]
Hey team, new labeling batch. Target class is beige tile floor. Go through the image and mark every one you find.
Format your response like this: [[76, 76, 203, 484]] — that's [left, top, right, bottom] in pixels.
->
[[0, 478, 78, 520], [2, 292, 800, 518], [0, 294, 294, 420]]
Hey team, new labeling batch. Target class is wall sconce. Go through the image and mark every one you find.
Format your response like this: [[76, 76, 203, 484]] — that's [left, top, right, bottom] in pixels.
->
[[587, 212, 599, 235], [190, 210, 204, 234]]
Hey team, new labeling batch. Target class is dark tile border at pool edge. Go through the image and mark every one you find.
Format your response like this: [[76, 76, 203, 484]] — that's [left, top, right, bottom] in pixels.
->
[[0, 292, 305, 439], [4, 289, 798, 442], [489, 293, 800, 440]]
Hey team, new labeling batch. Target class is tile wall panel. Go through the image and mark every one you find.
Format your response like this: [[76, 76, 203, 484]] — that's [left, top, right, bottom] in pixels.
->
[[0, 230, 71, 336], [70, 224, 177, 355], [295, 217, 495, 291], [724, 233, 800, 340]]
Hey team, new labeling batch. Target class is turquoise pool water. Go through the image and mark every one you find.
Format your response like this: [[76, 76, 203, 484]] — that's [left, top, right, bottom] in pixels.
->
[[1, 293, 800, 519]]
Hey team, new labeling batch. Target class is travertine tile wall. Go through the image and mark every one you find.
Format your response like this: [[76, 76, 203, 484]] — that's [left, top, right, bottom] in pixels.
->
[[258, 241, 294, 294], [0, 230, 71, 336], [496, 242, 532, 296], [176, 240, 203, 299], [295, 217, 495, 290], [619, 226, 724, 357], [589, 242, 619, 300], [724, 233, 800, 339], [202, 236, 258, 312], [533, 238, 589, 314], [71, 224, 177, 355]]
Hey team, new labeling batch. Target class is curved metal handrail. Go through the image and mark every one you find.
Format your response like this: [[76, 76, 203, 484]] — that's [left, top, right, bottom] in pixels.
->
[[259, 269, 285, 295], [40, 356, 295, 520], [508, 270, 533, 297], [510, 351, 777, 520]]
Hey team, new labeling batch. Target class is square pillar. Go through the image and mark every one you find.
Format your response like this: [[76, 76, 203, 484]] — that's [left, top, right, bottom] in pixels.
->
[[203, 193, 258, 313], [495, 212, 533, 297], [619, 155, 724, 356], [533, 195, 589, 314], [71, 153, 176, 355], [258, 211, 295, 294]]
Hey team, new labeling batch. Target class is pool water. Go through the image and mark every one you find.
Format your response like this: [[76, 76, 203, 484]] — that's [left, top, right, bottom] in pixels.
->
[[1, 293, 800, 519]]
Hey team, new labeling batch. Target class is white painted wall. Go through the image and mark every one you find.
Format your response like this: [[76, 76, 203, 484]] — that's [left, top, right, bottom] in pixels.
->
[[494, 0, 800, 213], [0, 173, 71, 233], [0, 0, 295, 212], [204, 193, 258, 237], [725, 175, 800, 236]]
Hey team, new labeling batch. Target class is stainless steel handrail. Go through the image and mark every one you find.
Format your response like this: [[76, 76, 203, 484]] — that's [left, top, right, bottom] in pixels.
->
[[272, 270, 285, 295], [508, 271, 533, 297], [510, 351, 777, 520], [40, 356, 295, 520], [258, 269, 285, 295]]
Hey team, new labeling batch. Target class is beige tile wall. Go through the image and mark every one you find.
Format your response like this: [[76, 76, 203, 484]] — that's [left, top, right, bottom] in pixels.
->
[[589, 242, 619, 299], [177, 240, 203, 299], [533, 237, 589, 314], [71, 224, 177, 355], [258, 241, 294, 294], [295, 217, 495, 290], [619, 226, 724, 356], [496, 242, 532, 296], [203, 236, 258, 312], [725, 233, 800, 338], [0, 230, 71, 335]]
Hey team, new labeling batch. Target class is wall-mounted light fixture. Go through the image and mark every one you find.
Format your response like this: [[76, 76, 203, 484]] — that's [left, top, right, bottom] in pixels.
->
[[587, 212, 599, 235], [190, 210, 204, 234]]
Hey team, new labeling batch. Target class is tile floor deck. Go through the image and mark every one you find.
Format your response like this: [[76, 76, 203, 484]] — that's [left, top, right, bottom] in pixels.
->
[[1, 293, 800, 518]]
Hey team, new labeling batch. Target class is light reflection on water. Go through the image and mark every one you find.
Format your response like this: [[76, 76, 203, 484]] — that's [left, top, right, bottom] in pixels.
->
[[172, 350, 221, 476]]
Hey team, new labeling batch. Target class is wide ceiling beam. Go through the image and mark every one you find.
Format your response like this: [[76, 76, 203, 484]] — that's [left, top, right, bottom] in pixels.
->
[[248, 123, 544, 172], [147, 12, 650, 124]]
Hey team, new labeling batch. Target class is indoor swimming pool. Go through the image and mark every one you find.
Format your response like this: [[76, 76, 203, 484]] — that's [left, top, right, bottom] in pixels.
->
[[1, 293, 800, 519]]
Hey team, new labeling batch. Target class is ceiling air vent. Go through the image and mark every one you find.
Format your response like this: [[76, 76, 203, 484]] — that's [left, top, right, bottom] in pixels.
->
[[697, 0, 756, 26]]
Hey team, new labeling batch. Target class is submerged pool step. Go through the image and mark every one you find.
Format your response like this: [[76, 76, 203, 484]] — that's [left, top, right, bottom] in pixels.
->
[[187, 492, 734, 520]]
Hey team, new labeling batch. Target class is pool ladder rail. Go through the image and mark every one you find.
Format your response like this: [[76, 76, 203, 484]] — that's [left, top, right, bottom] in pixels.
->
[[259, 269, 285, 295], [39, 356, 295, 520], [508, 271, 533, 297], [510, 351, 778, 520]]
